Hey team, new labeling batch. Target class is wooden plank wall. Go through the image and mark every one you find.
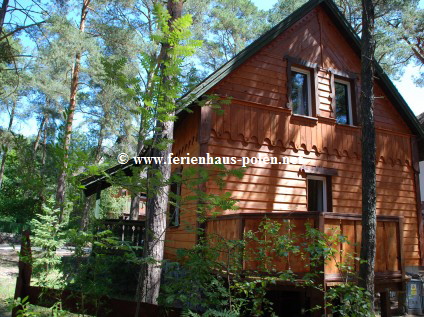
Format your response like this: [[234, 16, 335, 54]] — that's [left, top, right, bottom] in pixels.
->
[[205, 217, 314, 273], [204, 5, 420, 267], [324, 219, 400, 274], [164, 109, 200, 260]]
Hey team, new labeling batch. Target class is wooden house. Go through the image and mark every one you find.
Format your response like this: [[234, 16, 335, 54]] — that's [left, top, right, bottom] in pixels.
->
[[419, 112, 424, 219], [82, 0, 424, 314]]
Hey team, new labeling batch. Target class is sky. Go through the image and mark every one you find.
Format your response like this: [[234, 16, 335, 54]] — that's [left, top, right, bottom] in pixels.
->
[[251, 0, 424, 117]]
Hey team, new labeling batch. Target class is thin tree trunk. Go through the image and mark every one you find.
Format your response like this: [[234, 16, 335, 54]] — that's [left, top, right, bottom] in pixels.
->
[[359, 0, 376, 310], [129, 116, 145, 221], [80, 118, 106, 230], [0, 147, 8, 190], [0, 100, 16, 190], [0, 0, 9, 35], [129, 62, 155, 221], [135, 0, 183, 310], [41, 120, 48, 168], [129, 193, 140, 220], [33, 114, 48, 154], [37, 116, 49, 203], [80, 196, 93, 230], [55, 0, 90, 222]]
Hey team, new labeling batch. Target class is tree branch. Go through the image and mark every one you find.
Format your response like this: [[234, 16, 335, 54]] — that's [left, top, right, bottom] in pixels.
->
[[0, 20, 45, 41]]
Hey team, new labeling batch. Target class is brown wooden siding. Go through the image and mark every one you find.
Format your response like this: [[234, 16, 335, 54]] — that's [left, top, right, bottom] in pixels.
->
[[164, 109, 200, 260], [211, 6, 411, 135], [206, 133, 419, 266], [168, 4, 421, 270]]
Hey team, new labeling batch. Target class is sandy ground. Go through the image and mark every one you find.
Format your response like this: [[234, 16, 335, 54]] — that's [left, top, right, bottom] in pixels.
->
[[0, 247, 19, 317], [0, 245, 76, 317]]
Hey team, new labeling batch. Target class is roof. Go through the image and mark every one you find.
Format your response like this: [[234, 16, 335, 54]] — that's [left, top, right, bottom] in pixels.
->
[[82, 0, 424, 196], [179, 0, 424, 139], [81, 147, 148, 196], [418, 112, 424, 126], [80, 159, 135, 196]]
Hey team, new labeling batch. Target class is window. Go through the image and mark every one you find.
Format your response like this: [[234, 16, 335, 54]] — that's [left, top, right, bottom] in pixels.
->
[[307, 175, 327, 212], [334, 79, 353, 125], [290, 67, 312, 116], [169, 167, 182, 227]]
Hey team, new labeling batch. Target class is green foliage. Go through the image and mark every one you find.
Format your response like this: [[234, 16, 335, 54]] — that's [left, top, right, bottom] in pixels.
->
[[8, 296, 40, 317], [98, 187, 129, 219], [30, 201, 66, 288], [326, 283, 373, 317], [64, 228, 141, 301], [161, 217, 373, 316], [8, 296, 70, 317]]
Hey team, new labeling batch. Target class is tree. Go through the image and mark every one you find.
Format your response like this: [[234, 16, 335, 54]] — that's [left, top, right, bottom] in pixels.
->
[[359, 0, 377, 309], [137, 0, 184, 306], [0, 99, 16, 189], [0, 35, 29, 190], [0, 0, 9, 35], [185, 0, 267, 74], [55, 0, 91, 222], [129, 0, 201, 308]]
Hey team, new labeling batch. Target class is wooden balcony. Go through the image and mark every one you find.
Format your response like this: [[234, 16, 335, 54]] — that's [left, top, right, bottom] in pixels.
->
[[205, 212, 405, 291], [100, 219, 145, 247]]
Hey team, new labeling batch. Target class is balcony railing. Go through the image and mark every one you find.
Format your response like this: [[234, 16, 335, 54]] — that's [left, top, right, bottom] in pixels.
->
[[100, 219, 145, 247], [205, 212, 404, 290]]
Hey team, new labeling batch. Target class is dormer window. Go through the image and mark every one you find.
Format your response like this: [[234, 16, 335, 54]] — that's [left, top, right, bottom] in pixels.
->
[[334, 78, 353, 125], [290, 67, 312, 116]]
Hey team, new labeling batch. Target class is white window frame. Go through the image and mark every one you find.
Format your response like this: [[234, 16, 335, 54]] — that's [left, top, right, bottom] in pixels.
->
[[291, 67, 312, 117], [307, 175, 327, 212], [334, 78, 353, 125]]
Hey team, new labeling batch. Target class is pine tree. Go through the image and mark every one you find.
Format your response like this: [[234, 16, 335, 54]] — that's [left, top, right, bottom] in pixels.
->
[[55, 0, 92, 222]]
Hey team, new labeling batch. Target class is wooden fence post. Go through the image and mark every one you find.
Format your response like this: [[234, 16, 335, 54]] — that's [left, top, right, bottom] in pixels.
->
[[12, 230, 32, 317]]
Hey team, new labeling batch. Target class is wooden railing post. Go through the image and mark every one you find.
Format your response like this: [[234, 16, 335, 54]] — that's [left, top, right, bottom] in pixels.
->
[[12, 230, 32, 317]]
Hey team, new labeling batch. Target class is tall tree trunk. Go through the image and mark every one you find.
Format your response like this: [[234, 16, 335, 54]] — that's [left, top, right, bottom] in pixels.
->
[[135, 0, 183, 310], [55, 0, 90, 222], [0, 0, 9, 35], [359, 0, 376, 310], [0, 100, 16, 190]]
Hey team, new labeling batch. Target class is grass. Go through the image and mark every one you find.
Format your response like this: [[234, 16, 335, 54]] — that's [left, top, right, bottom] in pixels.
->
[[0, 274, 15, 316], [0, 248, 18, 317]]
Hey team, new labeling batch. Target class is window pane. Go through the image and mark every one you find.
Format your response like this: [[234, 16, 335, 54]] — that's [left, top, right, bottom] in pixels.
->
[[335, 82, 350, 124], [308, 179, 324, 211], [169, 182, 180, 226], [169, 168, 182, 226], [291, 71, 309, 116]]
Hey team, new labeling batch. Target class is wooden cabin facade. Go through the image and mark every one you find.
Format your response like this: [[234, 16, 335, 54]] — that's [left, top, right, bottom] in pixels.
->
[[81, 0, 424, 314], [165, 0, 424, 308]]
